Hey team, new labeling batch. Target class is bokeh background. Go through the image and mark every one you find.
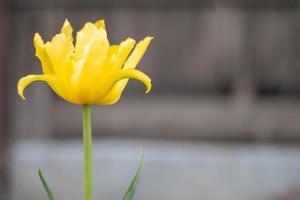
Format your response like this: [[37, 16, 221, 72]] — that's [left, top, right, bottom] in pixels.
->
[[1, 0, 300, 199]]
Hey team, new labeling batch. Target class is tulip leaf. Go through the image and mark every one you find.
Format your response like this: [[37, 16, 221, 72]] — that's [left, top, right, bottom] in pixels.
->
[[122, 151, 144, 200], [38, 169, 56, 200]]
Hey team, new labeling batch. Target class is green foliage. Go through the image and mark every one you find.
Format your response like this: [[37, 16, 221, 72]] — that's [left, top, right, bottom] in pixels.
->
[[122, 151, 144, 200], [37, 151, 144, 200], [38, 169, 56, 200]]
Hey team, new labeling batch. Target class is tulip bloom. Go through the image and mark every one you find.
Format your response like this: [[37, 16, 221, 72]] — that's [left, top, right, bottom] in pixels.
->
[[17, 19, 152, 105], [17, 19, 152, 200]]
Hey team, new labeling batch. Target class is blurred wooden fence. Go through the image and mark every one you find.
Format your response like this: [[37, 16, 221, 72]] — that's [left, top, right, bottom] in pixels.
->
[[7, 0, 300, 141]]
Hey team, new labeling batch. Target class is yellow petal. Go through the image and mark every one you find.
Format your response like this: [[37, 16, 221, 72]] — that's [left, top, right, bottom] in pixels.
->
[[123, 36, 153, 69], [114, 69, 152, 93], [110, 38, 136, 71], [106, 45, 119, 62], [17, 74, 57, 100], [17, 74, 79, 104], [94, 20, 105, 29], [60, 19, 73, 42], [34, 33, 54, 74], [98, 38, 136, 76], [97, 37, 153, 104], [44, 34, 74, 81], [72, 25, 110, 103], [95, 69, 151, 105], [73, 22, 109, 61]]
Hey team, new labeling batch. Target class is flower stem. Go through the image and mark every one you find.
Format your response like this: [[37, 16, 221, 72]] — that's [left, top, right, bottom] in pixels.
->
[[82, 105, 93, 200]]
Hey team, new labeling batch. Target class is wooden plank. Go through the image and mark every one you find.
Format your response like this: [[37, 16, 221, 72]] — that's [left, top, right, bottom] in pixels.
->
[[0, 0, 9, 198], [9, 0, 300, 10], [52, 96, 300, 141], [10, 11, 54, 139]]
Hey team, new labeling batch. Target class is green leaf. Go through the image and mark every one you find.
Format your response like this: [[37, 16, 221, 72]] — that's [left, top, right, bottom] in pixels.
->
[[38, 169, 56, 200], [122, 151, 144, 200]]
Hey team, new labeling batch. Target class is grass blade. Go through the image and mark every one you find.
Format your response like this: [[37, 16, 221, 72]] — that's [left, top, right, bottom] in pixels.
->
[[122, 151, 144, 200], [38, 169, 56, 200]]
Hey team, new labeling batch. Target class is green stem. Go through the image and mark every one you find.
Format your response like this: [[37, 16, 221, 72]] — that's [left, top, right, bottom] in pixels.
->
[[82, 105, 93, 200]]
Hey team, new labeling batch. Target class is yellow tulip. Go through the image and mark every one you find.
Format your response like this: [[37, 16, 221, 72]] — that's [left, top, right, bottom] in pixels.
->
[[17, 19, 153, 105]]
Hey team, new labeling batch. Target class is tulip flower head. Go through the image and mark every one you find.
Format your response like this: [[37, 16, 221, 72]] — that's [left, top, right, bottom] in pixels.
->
[[18, 19, 153, 105]]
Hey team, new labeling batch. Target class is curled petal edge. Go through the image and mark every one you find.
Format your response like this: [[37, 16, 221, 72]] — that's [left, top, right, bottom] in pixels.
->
[[112, 69, 152, 94], [17, 74, 56, 100]]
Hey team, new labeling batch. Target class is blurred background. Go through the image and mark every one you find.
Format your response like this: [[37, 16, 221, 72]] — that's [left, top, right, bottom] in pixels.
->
[[1, 0, 300, 199]]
